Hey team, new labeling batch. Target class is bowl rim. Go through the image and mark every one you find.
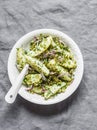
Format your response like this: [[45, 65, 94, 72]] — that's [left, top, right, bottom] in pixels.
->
[[8, 29, 84, 105]]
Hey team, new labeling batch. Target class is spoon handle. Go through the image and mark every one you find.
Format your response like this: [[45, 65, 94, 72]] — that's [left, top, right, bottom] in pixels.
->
[[5, 64, 29, 104]]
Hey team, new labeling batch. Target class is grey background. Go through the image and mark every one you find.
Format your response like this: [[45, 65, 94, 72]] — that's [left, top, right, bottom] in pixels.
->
[[0, 0, 97, 130]]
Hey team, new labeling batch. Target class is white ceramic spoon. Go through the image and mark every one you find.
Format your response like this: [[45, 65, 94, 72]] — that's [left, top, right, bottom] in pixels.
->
[[5, 64, 29, 104]]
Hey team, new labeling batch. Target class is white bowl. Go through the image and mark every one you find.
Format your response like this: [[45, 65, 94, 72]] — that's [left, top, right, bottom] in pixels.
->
[[8, 29, 84, 105]]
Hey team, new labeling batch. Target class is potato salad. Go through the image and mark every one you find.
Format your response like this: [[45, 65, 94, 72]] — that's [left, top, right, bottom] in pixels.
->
[[16, 34, 77, 100]]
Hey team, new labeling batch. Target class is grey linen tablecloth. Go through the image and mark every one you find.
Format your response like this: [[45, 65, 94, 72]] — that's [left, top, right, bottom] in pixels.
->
[[0, 0, 97, 130]]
